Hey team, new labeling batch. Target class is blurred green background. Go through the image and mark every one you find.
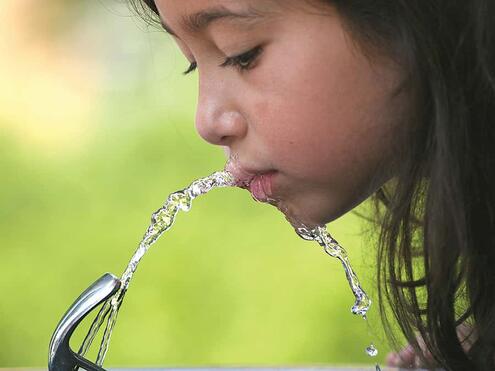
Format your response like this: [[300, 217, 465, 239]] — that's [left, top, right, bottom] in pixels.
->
[[0, 0, 393, 368]]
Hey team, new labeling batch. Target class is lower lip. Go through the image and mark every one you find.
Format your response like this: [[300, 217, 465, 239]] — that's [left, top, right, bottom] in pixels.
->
[[249, 172, 275, 202]]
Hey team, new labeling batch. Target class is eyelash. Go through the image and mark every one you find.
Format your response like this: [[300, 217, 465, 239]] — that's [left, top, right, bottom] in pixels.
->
[[182, 46, 263, 75]]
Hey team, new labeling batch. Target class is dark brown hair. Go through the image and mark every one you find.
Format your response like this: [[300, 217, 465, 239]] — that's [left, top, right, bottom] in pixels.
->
[[127, 1, 495, 370]]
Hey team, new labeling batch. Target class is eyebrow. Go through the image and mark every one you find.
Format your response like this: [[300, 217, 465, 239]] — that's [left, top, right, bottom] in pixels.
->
[[160, 6, 264, 37]]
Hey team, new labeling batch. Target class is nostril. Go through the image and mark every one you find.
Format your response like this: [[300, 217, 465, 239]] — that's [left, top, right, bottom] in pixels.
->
[[219, 135, 230, 145], [196, 110, 248, 146]]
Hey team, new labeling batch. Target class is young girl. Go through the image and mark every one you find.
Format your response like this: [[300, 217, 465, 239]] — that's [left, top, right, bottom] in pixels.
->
[[128, 1, 495, 370]]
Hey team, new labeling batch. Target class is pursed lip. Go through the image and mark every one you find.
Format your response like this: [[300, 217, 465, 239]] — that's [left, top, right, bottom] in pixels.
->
[[225, 162, 277, 202]]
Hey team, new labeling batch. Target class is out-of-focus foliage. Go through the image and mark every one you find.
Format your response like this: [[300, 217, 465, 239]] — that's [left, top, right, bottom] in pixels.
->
[[0, 0, 391, 367]]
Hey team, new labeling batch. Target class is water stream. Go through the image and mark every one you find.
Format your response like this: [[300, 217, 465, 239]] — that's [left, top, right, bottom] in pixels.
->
[[295, 225, 379, 369], [78, 171, 234, 366], [78, 169, 378, 369], [295, 225, 371, 317]]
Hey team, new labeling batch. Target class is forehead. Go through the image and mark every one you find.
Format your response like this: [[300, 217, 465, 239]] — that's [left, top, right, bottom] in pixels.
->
[[155, 0, 276, 22], [155, 0, 280, 14], [154, 0, 315, 35]]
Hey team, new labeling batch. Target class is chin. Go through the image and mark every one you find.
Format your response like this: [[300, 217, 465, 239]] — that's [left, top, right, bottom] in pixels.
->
[[272, 196, 348, 231]]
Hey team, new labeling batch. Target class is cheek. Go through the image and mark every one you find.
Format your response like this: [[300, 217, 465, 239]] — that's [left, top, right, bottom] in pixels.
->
[[250, 29, 402, 186]]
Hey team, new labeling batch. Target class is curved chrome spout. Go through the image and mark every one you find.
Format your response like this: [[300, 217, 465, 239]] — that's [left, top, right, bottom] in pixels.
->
[[49, 273, 121, 371]]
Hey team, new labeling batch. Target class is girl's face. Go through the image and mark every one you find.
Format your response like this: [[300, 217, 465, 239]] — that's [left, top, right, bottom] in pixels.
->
[[155, 0, 411, 227]]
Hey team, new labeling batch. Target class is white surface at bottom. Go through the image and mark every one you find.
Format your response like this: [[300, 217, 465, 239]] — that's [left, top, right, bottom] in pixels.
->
[[108, 367, 420, 371]]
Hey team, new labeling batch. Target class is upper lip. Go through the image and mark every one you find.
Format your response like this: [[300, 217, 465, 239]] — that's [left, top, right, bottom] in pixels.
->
[[225, 161, 275, 188]]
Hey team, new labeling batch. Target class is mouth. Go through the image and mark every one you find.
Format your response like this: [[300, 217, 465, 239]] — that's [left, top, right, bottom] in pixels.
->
[[225, 162, 277, 202]]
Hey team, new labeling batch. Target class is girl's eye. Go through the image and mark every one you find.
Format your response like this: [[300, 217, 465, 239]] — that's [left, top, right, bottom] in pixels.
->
[[181, 46, 263, 76], [182, 61, 197, 75], [220, 45, 263, 71]]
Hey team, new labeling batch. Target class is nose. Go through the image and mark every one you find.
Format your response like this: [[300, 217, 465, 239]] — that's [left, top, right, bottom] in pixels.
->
[[195, 77, 248, 146]]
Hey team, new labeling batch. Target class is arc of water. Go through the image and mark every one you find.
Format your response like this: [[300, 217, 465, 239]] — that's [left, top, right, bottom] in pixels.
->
[[78, 171, 235, 365]]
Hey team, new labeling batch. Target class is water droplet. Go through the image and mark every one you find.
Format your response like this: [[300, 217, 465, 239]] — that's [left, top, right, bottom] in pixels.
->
[[167, 192, 182, 207], [153, 209, 171, 226], [189, 181, 203, 198], [178, 192, 192, 211], [366, 343, 378, 357], [296, 227, 315, 240], [351, 294, 372, 318], [213, 171, 234, 187]]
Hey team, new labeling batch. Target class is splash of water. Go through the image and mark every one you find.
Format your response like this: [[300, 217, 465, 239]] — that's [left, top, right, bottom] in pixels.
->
[[295, 225, 371, 318], [78, 171, 234, 366], [77, 168, 375, 368], [295, 224, 377, 365], [366, 343, 378, 357]]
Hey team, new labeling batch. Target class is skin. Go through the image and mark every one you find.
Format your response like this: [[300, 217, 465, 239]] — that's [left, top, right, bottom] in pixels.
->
[[386, 324, 477, 368], [155, 0, 412, 229]]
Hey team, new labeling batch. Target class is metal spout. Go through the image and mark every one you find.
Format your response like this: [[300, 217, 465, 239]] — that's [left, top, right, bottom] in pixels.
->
[[49, 273, 121, 371]]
